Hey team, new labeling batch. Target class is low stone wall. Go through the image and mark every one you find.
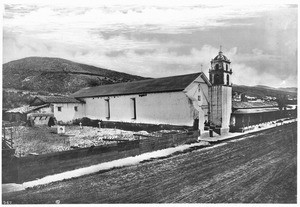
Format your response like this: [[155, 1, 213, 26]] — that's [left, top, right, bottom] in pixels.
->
[[2, 130, 199, 183], [73, 117, 193, 132]]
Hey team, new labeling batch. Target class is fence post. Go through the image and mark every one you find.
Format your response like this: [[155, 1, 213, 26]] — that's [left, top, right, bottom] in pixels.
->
[[10, 128, 13, 148], [3, 126, 5, 140]]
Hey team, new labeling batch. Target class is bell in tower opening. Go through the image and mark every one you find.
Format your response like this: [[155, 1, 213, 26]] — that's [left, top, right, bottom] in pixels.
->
[[208, 46, 233, 135]]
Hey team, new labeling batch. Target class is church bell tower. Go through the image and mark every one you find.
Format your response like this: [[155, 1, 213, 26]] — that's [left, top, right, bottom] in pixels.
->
[[208, 47, 232, 134]]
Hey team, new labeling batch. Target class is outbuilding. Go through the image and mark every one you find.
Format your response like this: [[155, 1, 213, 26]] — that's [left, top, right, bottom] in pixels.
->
[[29, 96, 85, 124]]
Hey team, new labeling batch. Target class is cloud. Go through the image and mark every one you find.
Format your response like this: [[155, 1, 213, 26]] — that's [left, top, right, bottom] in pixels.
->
[[4, 4, 290, 35], [3, 3, 298, 87], [231, 61, 297, 88]]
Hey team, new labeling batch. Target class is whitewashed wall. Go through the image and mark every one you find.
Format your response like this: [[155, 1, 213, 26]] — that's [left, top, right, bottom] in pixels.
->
[[209, 85, 232, 131], [184, 75, 209, 131], [221, 86, 232, 129], [83, 91, 196, 126], [53, 103, 85, 123]]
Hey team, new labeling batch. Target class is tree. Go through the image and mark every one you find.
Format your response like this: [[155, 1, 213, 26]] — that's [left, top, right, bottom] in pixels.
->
[[276, 95, 288, 110]]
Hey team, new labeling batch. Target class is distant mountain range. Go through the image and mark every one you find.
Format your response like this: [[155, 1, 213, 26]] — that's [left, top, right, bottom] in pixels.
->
[[233, 84, 297, 99], [2, 57, 297, 109], [255, 85, 297, 93]]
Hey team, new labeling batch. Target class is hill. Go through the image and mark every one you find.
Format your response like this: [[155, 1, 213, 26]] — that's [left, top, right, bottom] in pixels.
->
[[3, 57, 146, 94], [277, 87, 297, 93], [233, 84, 297, 99], [2, 57, 147, 109]]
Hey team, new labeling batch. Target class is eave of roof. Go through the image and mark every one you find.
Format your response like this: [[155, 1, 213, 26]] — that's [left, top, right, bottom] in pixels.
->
[[34, 96, 84, 104], [232, 101, 278, 109], [6, 104, 49, 114]]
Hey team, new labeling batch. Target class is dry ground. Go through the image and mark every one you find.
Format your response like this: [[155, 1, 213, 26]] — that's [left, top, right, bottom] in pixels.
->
[[8, 125, 178, 156], [3, 123, 297, 203], [9, 125, 146, 156]]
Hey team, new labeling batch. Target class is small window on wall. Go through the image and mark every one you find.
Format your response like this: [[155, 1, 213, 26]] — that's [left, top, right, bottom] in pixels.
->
[[57, 106, 62, 112], [105, 99, 110, 119], [226, 64, 228, 71], [198, 95, 201, 101], [131, 98, 136, 119], [74, 106, 78, 111]]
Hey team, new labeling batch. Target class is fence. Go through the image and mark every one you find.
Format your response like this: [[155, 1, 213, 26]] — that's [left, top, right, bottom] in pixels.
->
[[2, 130, 199, 183], [73, 117, 193, 132]]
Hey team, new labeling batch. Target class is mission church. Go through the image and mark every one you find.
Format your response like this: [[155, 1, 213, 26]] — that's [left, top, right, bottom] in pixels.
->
[[18, 50, 233, 137], [61, 49, 233, 136], [6, 49, 295, 135]]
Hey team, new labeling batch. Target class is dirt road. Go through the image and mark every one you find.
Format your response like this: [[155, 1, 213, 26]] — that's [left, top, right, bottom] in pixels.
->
[[3, 123, 297, 203]]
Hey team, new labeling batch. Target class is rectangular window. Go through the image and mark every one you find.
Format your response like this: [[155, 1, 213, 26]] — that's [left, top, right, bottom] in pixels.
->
[[105, 99, 110, 119], [74, 106, 78, 111], [57, 106, 62, 112], [131, 98, 136, 119]]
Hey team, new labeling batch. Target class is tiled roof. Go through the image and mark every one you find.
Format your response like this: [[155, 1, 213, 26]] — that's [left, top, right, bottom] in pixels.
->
[[35, 96, 83, 103], [6, 104, 49, 114], [72, 72, 207, 98], [28, 113, 54, 117], [232, 108, 279, 114], [232, 101, 278, 109]]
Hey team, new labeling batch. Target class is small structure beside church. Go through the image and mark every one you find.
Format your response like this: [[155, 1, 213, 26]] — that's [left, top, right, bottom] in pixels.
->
[[5, 104, 49, 122], [230, 101, 296, 132], [29, 96, 85, 124]]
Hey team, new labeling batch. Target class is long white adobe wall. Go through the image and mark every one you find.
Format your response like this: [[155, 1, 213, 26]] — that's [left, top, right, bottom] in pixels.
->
[[83, 91, 196, 126]]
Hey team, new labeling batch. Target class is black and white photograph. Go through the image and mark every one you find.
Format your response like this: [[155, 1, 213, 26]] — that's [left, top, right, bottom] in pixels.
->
[[1, 0, 298, 204]]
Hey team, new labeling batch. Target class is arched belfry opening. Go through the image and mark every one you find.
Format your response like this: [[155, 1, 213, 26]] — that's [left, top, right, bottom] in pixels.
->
[[215, 64, 219, 70], [227, 74, 230, 85]]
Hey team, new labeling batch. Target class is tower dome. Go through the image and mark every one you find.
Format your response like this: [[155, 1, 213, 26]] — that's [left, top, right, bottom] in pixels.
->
[[213, 51, 230, 61]]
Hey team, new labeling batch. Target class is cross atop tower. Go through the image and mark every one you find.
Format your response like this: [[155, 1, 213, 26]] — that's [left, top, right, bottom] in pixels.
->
[[219, 45, 222, 52]]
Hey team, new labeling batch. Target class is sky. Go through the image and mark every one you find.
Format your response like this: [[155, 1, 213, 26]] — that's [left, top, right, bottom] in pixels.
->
[[2, 0, 298, 88]]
